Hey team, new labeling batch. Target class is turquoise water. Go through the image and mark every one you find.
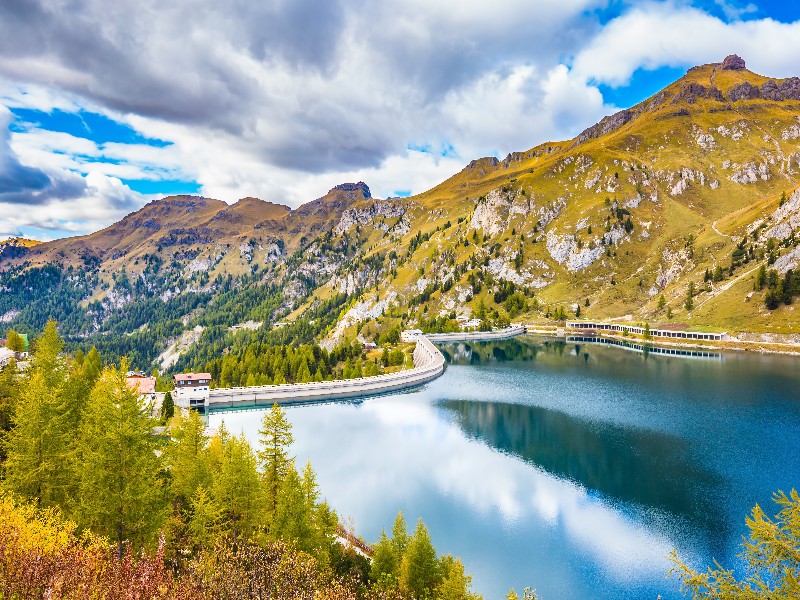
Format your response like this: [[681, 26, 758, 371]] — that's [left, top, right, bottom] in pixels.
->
[[210, 336, 800, 599]]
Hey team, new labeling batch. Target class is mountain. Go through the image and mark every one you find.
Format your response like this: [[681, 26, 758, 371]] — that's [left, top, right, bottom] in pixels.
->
[[2, 55, 799, 368]]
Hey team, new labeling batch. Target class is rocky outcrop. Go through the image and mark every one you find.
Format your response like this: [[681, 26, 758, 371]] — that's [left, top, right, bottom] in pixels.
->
[[501, 150, 538, 167], [726, 78, 800, 102], [763, 188, 800, 241], [465, 157, 500, 176], [726, 81, 761, 102], [721, 54, 746, 71], [575, 109, 635, 145], [654, 248, 693, 291], [781, 123, 800, 140], [671, 83, 724, 104], [774, 245, 800, 275], [322, 294, 397, 349], [334, 199, 408, 234], [160, 228, 215, 247], [729, 162, 770, 184], [485, 256, 551, 288], [331, 182, 371, 198], [470, 189, 514, 236], [696, 133, 716, 149], [545, 232, 606, 272], [186, 258, 212, 273]]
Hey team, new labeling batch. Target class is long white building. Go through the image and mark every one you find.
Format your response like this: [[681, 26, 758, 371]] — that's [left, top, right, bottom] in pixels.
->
[[565, 321, 724, 341]]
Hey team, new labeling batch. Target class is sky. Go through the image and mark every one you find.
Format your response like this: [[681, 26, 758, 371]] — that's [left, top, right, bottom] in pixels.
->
[[1, 0, 800, 240]]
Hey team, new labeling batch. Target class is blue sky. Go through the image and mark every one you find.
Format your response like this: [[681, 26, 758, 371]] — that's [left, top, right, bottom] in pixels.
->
[[1, 0, 799, 240]]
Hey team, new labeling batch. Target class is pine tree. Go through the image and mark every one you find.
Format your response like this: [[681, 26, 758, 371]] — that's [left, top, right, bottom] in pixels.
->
[[755, 264, 767, 291], [399, 518, 440, 598], [212, 433, 263, 544], [371, 530, 398, 583], [166, 410, 210, 504], [258, 403, 294, 514], [161, 391, 175, 422], [437, 556, 481, 600], [296, 359, 312, 383], [74, 362, 167, 558], [4, 321, 69, 508]]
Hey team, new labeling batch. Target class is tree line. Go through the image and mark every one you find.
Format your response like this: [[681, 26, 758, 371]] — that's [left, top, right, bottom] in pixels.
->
[[200, 338, 411, 388], [756, 265, 800, 309]]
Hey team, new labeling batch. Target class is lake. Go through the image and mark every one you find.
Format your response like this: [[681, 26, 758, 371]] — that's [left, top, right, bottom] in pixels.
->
[[209, 336, 800, 599]]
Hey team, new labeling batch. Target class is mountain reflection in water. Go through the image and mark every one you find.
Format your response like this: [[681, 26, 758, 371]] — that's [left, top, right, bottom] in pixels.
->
[[440, 398, 725, 540]]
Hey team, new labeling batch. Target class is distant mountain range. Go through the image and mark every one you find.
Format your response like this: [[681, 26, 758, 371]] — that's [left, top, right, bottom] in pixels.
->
[[3, 55, 800, 368]]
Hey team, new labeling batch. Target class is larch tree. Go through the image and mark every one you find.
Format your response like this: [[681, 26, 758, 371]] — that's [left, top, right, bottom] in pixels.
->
[[165, 409, 211, 505], [371, 530, 398, 583], [188, 486, 223, 551], [670, 489, 800, 599], [0, 358, 19, 463], [5, 329, 25, 354], [4, 320, 69, 508], [4, 370, 58, 506], [258, 403, 294, 514], [74, 361, 167, 558], [211, 433, 263, 545], [270, 461, 309, 545], [399, 518, 441, 599], [437, 556, 482, 600], [391, 511, 408, 560]]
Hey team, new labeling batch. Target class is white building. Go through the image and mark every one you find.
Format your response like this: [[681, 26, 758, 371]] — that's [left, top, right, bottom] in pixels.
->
[[460, 319, 482, 330], [0, 347, 14, 368], [173, 372, 212, 409], [401, 329, 424, 342]]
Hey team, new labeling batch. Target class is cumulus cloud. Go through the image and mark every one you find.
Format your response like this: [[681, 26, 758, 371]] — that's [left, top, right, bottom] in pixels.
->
[[0, 106, 51, 199], [0, 0, 605, 175], [0, 0, 798, 237], [0, 102, 145, 239], [572, 2, 800, 87]]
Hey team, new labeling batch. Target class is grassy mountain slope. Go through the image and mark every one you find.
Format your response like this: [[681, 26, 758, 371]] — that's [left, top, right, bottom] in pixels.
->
[[2, 56, 800, 368], [329, 57, 800, 338]]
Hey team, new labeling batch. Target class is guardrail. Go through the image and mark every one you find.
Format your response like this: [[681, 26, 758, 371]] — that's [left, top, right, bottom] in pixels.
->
[[425, 325, 527, 343], [207, 335, 446, 409]]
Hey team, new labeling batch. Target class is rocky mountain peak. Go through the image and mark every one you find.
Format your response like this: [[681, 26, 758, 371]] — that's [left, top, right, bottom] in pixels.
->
[[721, 54, 746, 70], [330, 182, 371, 198]]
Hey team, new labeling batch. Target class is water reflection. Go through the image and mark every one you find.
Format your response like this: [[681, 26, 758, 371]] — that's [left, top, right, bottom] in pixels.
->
[[440, 399, 725, 542], [213, 391, 682, 599]]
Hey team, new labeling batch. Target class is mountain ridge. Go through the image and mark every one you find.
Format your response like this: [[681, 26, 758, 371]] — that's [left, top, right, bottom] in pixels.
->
[[2, 56, 800, 368]]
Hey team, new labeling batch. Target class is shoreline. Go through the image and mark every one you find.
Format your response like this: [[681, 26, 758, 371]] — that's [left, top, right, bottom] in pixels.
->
[[204, 327, 528, 411], [523, 326, 800, 357]]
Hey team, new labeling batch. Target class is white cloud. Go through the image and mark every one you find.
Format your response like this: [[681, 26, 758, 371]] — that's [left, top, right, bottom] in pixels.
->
[[0, 101, 147, 239], [0, 170, 145, 240], [572, 3, 800, 87], [713, 0, 757, 21]]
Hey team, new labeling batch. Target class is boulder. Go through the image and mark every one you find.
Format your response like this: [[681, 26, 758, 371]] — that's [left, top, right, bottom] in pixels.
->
[[721, 54, 746, 70]]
